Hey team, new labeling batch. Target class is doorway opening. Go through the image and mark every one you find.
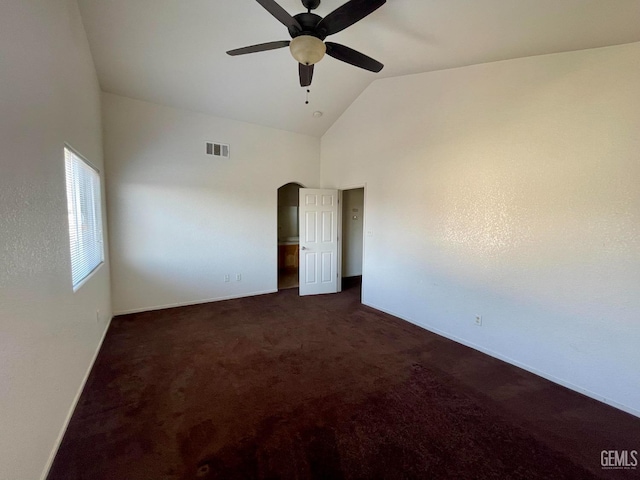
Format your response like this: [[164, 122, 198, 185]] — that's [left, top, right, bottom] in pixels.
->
[[277, 182, 303, 290], [341, 187, 365, 298]]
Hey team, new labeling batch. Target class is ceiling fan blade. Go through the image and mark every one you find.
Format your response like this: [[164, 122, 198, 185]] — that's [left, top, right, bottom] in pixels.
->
[[226, 40, 290, 56], [325, 42, 383, 72], [299, 63, 314, 87], [317, 0, 386, 37], [255, 0, 301, 34]]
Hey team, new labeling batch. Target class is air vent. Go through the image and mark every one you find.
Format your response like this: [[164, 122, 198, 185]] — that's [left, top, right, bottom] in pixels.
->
[[206, 142, 230, 158]]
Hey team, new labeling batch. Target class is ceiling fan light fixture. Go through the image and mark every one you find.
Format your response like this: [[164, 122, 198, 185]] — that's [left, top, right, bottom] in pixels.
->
[[289, 35, 326, 65]]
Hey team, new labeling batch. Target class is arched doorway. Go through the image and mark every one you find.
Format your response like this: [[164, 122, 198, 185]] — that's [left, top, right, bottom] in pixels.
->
[[277, 182, 303, 290]]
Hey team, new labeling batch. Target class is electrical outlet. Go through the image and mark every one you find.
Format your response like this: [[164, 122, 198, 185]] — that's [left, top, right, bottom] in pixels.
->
[[236, 274, 242, 282], [224, 274, 230, 283], [475, 315, 482, 326]]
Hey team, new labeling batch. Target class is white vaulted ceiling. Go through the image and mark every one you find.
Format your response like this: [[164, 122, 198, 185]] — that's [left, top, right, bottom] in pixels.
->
[[77, 0, 640, 136]]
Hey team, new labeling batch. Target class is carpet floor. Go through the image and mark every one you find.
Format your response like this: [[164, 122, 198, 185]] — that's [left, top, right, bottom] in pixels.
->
[[48, 279, 639, 480]]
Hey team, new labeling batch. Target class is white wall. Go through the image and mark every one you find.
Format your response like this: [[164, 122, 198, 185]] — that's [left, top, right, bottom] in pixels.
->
[[0, 1, 112, 479], [103, 94, 320, 314], [321, 43, 640, 416], [342, 188, 364, 277]]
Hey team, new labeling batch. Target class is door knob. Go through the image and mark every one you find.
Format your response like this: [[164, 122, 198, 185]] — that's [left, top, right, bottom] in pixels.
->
[[301, 246, 308, 250]]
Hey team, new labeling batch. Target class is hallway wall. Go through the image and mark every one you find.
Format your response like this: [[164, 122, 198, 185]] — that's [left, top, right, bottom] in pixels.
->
[[342, 188, 364, 277]]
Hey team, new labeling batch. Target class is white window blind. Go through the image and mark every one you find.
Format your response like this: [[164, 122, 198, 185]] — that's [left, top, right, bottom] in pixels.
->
[[64, 146, 104, 291]]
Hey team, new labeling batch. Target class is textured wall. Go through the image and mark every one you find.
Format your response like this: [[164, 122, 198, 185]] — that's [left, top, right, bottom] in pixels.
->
[[0, 1, 112, 479], [321, 43, 640, 416], [103, 94, 320, 314]]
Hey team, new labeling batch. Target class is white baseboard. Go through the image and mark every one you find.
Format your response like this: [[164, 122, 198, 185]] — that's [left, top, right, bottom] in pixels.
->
[[114, 289, 278, 316], [40, 315, 114, 480], [363, 300, 640, 419]]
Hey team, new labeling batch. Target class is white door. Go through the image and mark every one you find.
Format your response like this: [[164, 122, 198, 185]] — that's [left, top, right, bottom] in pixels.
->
[[299, 188, 339, 296]]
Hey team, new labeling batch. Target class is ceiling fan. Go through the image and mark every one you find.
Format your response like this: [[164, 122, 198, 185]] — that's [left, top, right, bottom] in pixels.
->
[[227, 0, 386, 87]]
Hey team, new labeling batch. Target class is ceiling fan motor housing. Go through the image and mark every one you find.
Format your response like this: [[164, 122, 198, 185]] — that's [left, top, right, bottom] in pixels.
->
[[291, 13, 326, 39], [289, 11, 326, 65]]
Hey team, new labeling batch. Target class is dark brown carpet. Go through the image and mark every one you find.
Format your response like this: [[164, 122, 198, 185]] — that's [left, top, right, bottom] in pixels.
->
[[49, 278, 639, 480]]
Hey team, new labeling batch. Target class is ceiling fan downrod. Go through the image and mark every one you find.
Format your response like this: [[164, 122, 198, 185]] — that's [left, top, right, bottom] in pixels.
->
[[301, 0, 321, 12]]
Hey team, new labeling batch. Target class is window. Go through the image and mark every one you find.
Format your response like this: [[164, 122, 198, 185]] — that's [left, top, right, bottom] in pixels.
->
[[64, 146, 104, 290]]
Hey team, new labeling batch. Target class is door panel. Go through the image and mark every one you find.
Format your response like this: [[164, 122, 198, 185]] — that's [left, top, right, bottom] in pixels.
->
[[299, 188, 338, 296], [305, 253, 316, 284], [322, 211, 333, 242], [321, 252, 333, 282]]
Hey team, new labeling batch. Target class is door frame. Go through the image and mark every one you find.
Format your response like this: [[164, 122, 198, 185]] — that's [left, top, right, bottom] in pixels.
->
[[274, 182, 367, 296], [276, 182, 305, 291], [337, 183, 367, 294]]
